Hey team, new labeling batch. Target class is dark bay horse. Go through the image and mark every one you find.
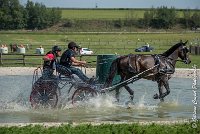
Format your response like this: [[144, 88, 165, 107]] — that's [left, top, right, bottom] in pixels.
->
[[105, 41, 191, 102]]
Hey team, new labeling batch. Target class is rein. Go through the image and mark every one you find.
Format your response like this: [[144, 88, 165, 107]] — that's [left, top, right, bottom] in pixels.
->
[[175, 59, 186, 63], [167, 57, 186, 63]]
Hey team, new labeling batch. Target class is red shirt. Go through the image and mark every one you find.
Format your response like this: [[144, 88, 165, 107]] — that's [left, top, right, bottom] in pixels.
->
[[46, 53, 54, 60]]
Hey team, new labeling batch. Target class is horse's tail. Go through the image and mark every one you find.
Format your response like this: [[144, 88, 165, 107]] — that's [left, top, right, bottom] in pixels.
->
[[105, 58, 119, 87]]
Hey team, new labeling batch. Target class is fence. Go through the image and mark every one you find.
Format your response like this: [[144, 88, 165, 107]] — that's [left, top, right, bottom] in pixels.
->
[[0, 46, 198, 66], [0, 53, 98, 66], [190, 45, 200, 55]]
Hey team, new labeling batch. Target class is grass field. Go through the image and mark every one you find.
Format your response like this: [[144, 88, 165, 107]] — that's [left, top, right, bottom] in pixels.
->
[[0, 32, 199, 68], [61, 9, 200, 20], [62, 9, 145, 20]]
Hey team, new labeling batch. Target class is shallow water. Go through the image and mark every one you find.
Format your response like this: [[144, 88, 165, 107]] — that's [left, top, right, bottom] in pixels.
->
[[0, 75, 199, 123]]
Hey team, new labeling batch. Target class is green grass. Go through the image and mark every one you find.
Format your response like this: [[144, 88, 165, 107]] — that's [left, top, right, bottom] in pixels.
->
[[62, 9, 200, 20], [0, 122, 199, 134], [0, 32, 199, 68], [61, 9, 145, 20], [61, 9, 200, 20]]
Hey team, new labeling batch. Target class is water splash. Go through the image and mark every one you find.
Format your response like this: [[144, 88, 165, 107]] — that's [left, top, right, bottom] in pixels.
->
[[88, 94, 116, 108], [0, 90, 30, 112], [61, 94, 118, 111]]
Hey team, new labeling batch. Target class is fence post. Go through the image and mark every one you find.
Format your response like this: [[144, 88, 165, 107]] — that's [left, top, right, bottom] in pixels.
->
[[199, 45, 200, 55], [0, 53, 2, 65], [23, 54, 25, 66], [189, 45, 192, 53], [195, 46, 198, 55], [197, 45, 200, 55]]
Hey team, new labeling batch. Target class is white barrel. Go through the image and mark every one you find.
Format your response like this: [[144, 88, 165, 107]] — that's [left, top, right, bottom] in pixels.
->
[[17, 47, 26, 54], [36, 48, 44, 54], [0, 47, 8, 54]]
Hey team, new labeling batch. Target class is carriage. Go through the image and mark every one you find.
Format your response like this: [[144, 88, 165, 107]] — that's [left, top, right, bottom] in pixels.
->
[[30, 41, 191, 108], [30, 66, 85, 108], [29, 65, 157, 108]]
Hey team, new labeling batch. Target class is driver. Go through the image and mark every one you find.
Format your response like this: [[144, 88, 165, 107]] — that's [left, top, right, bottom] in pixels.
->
[[59, 41, 91, 82]]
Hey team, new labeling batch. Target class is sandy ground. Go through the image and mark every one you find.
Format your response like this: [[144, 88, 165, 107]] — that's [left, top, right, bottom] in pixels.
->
[[0, 67, 96, 77], [0, 67, 199, 78]]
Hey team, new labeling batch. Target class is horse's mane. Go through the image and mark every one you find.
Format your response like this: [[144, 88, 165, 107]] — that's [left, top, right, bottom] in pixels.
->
[[162, 42, 183, 57]]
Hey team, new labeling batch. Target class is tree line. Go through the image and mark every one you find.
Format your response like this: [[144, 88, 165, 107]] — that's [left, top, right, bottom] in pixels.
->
[[110, 6, 200, 30], [141, 6, 200, 29], [0, 0, 61, 30], [61, 7, 200, 31], [0, 0, 199, 31]]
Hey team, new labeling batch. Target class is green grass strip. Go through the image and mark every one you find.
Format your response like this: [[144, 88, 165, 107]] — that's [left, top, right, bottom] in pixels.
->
[[0, 122, 199, 134]]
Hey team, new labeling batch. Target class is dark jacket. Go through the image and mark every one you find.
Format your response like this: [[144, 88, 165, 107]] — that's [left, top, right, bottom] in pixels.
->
[[60, 49, 76, 67]]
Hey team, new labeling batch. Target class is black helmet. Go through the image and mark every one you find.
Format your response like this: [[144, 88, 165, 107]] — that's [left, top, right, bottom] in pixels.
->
[[52, 46, 62, 53], [68, 41, 79, 49]]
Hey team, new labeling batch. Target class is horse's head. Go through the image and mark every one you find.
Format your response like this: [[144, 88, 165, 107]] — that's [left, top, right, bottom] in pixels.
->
[[178, 40, 191, 64]]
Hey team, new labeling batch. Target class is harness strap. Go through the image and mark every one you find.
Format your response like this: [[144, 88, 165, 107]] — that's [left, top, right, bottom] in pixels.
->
[[153, 54, 176, 74], [128, 54, 138, 73], [153, 54, 160, 66], [152, 54, 161, 73]]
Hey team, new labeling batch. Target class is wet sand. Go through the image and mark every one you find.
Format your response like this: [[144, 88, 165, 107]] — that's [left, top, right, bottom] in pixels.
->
[[0, 67, 96, 77], [0, 67, 199, 78]]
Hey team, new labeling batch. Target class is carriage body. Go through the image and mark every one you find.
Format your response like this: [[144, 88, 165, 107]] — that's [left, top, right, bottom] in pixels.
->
[[30, 67, 78, 108], [30, 66, 107, 108]]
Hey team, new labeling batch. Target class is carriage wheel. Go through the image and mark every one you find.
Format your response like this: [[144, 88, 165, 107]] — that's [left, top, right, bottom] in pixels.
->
[[30, 81, 58, 109], [71, 86, 97, 106]]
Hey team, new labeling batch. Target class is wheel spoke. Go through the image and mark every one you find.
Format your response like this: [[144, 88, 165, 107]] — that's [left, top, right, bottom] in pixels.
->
[[47, 102, 51, 107], [72, 87, 97, 105], [47, 92, 52, 96], [86, 93, 92, 97], [36, 90, 42, 97], [77, 95, 83, 99]]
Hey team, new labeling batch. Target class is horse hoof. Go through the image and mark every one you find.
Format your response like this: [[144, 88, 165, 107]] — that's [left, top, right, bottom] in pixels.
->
[[160, 98, 164, 102], [125, 101, 135, 106], [125, 101, 134, 109], [153, 93, 159, 99]]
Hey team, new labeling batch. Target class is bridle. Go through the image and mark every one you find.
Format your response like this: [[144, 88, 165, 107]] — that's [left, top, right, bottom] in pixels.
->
[[179, 45, 190, 64], [164, 45, 190, 63]]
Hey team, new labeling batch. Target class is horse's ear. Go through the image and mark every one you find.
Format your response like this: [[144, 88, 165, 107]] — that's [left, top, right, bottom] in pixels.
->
[[184, 40, 188, 45]]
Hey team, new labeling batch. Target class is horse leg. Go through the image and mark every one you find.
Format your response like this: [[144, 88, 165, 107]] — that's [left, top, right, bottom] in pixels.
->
[[124, 85, 134, 102], [154, 80, 165, 102], [154, 77, 170, 102], [160, 79, 170, 99], [115, 74, 125, 102], [158, 82, 165, 102], [115, 87, 120, 102]]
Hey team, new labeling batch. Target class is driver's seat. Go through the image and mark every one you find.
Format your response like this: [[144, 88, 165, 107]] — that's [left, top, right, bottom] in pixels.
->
[[56, 64, 73, 78]]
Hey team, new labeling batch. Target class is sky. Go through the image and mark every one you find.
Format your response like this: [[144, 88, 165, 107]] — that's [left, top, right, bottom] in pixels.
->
[[19, 0, 200, 9]]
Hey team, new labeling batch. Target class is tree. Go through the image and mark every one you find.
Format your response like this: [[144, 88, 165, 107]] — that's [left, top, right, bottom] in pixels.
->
[[183, 9, 192, 28], [150, 6, 177, 29], [143, 8, 156, 28], [26, 0, 61, 30], [0, 0, 26, 29], [191, 12, 200, 28], [10, 0, 27, 29]]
